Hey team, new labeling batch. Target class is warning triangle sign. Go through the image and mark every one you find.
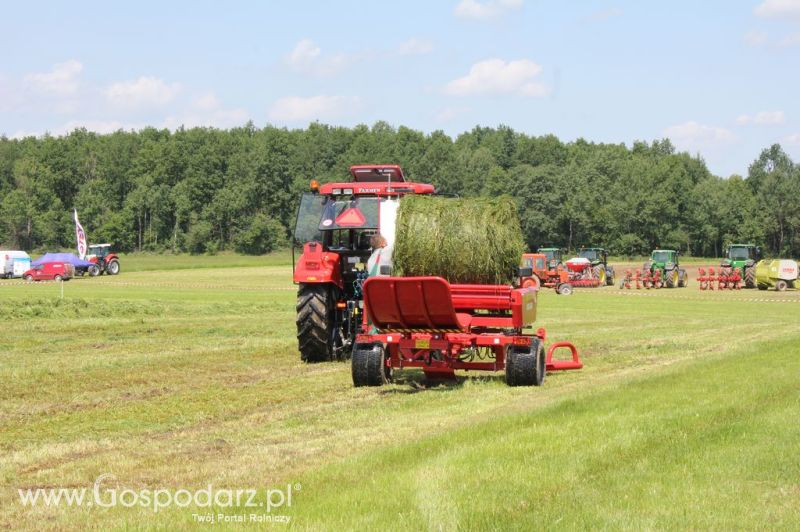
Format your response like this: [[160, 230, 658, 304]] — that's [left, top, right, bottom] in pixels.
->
[[335, 208, 366, 227]]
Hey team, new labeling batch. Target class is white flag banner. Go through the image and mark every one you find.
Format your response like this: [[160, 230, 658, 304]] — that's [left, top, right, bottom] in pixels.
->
[[74, 208, 87, 259]]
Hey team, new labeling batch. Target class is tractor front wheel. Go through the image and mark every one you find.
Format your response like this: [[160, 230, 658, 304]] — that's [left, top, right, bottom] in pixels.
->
[[556, 283, 573, 295], [88, 265, 100, 277], [522, 276, 541, 290], [352, 343, 390, 386], [505, 340, 545, 387], [296, 283, 335, 363], [744, 266, 755, 288], [106, 260, 120, 275]]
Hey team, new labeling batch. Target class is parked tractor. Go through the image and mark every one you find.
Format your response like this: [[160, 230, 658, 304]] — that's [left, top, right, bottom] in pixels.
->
[[86, 244, 120, 276], [292, 165, 435, 363], [643, 249, 688, 288], [574, 247, 615, 286], [720, 244, 761, 289], [520, 252, 573, 295]]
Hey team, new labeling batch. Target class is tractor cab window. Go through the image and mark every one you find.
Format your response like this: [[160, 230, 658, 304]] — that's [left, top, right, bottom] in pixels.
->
[[579, 249, 599, 261], [535, 257, 545, 270], [729, 247, 750, 260], [294, 193, 326, 245], [318, 197, 379, 231], [652, 251, 673, 263]]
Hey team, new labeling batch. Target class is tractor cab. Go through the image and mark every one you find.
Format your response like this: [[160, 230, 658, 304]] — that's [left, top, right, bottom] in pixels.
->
[[578, 247, 608, 264], [645, 249, 687, 288], [292, 165, 436, 363], [538, 247, 565, 269], [651, 249, 678, 267], [87, 243, 112, 260]]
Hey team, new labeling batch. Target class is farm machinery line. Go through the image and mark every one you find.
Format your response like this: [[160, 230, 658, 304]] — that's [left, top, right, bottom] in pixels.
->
[[520, 247, 615, 294]]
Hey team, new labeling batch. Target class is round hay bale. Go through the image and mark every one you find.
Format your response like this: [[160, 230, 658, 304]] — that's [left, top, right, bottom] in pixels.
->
[[393, 195, 525, 285]]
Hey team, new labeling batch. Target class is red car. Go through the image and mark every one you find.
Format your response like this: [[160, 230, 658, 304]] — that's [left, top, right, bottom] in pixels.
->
[[23, 262, 75, 282]]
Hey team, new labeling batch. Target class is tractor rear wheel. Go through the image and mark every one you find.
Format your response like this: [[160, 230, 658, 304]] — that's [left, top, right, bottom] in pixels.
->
[[744, 266, 755, 288], [678, 269, 689, 287], [106, 260, 120, 275], [296, 283, 335, 363], [352, 343, 390, 386], [606, 267, 615, 286], [592, 265, 606, 285], [665, 269, 678, 288], [505, 340, 545, 387]]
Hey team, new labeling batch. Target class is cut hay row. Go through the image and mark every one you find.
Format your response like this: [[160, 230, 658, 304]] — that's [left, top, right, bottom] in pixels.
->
[[393, 195, 525, 285]]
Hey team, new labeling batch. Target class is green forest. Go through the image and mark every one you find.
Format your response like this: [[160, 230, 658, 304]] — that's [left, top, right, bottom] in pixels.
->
[[1, 122, 798, 257]]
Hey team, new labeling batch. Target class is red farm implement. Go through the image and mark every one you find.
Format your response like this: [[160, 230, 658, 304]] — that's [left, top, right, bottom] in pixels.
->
[[698, 267, 742, 290], [351, 276, 581, 387]]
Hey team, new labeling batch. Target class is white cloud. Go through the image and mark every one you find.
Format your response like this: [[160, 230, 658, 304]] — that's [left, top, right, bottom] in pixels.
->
[[754, 0, 800, 19], [105, 76, 181, 109], [24, 60, 83, 96], [736, 111, 785, 125], [784, 133, 800, 145], [435, 106, 471, 122], [744, 29, 769, 46], [285, 39, 352, 76], [192, 92, 221, 111], [268, 95, 360, 123], [454, 0, 523, 20], [397, 38, 434, 56], [664, 121, 735, 152], [164, 92, 249, 129], [778, 32, 800, 46], [444, 58, 548, 97]]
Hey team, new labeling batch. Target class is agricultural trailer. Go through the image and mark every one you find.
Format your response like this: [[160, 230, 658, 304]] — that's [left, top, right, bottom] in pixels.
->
[[720, 244, 761, 289], [352, 276, 582, 387], [755, 259, 798, 291], [642, 250, 688, 288], [292, 165, 435, 362], [1, 250, 31, 279]]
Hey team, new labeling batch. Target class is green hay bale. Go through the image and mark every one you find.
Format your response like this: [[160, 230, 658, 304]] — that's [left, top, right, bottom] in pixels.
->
[[393, 195, 525, 284]]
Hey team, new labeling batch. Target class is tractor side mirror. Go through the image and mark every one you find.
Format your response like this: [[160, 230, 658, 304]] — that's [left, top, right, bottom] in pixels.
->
[[518, 267, 533, 278], [379, 265, 393, 276]]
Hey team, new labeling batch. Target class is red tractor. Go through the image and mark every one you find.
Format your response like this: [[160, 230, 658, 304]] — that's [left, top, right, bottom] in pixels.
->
[[519, 252, 573, 294], [86, 244, 120, 276], [292, 165, 434, 362]]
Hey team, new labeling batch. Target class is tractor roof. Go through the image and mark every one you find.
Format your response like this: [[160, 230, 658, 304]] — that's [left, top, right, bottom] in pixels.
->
[[89, 243, 111, 247], [317, 164, 434, 196], [579, 247, 606, 251], [349, 165, 406, 183], [652, 249, 676, 253], [538, 247, 563, 251]]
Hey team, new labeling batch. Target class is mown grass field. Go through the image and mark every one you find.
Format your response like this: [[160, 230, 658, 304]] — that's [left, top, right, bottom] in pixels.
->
[[1, 254, 799, 530]]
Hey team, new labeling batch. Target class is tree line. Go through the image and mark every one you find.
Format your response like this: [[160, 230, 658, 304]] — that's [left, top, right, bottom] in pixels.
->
[[1, 122, 798, 257]]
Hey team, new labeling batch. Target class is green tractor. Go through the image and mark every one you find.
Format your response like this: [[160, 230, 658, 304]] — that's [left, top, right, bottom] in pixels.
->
[[720, 244, 762, 289], [538, 247, 565, 270], [643, 249, 688, 288], [577, 247, 615, 286]]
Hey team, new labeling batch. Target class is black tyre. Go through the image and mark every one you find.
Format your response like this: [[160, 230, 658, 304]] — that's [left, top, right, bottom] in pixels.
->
[[757, 284, 768, 291], [89, 265, 100, 277], [744, 266, 755, 289], [592, 265, 606, 285], [352, 343, 390, 387], [106, 260, 120, 275], [54, 275, 62, 282], [678, 269, 688, 287], [296, 283, 335, 363], [665, 268, 677, 288], [606, 266, 615, 286], [776, 280, 788, 292], [24, 274, 33, 282], [505, 339, 545, 387]]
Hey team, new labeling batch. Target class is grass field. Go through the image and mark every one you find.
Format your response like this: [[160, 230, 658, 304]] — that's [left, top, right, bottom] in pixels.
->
[[1, 254, 799, 530]]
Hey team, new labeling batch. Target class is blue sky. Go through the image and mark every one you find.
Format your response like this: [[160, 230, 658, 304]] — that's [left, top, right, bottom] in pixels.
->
[[1, 0, 799, 176]]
